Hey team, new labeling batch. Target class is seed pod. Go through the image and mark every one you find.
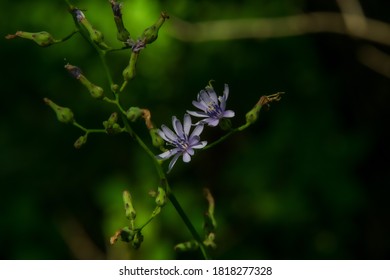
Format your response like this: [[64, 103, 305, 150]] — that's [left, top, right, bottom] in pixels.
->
[[43, 98, 74, 124], [6, 31, 58, 47], [141, 12, 169, 45]]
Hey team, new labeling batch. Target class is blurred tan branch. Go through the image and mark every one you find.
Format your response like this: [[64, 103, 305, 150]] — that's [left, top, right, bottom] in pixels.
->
[[167, 12, 390, 46], [167, 12, 390, 77]]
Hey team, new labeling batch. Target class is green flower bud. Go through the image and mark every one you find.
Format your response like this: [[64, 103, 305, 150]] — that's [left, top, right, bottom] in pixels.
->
[[123, 190, 136, 220], [43, 98, 74, 124], [70, 8, 110, 50], [141, 12, 169, 45], [6, 31, 58, 47], [122, 51, 139, 82], [103, 112, 122, 134], [119, 227, 136, 243], [110, 0, 131, 42], [111, 84, 119, 93], [174, 240, 199, 252], [155, 187, 167, 207], [245, 92, 284, 125], [132, 230, 144, 249], [65, 64, 104, 99], [126, 107, 142, 122], [149, 128, 165, 148], [74, 135, 87, 149]]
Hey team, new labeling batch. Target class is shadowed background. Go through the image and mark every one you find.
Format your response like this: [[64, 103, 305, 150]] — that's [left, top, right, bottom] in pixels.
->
[[1, 0, 389, 259]]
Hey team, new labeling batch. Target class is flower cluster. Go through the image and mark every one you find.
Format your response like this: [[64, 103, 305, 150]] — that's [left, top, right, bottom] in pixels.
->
[[156, 84, 235, 172]]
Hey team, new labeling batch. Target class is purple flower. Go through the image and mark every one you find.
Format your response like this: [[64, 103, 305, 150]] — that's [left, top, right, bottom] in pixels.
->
[[156, 114, 207, 173], [187, 84, 235, 127]]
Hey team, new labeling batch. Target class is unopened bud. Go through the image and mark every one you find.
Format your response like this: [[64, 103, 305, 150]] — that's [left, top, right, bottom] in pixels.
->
[[132, 231, 144, 249], [43, 98, 74, 124], [126, 107, 142, 121], [74, 135, 87, 149], [155, 187, 167, 207], [246, 92, 284, 125], [123, 190, 136, 220], [70, 8, 110, 50], [119, 226, 136, 243], [65, 64, 104, 99], [149, 128, 165, 148], [110, 0, 131, 42], [122, 51, 139, 82], [6, 31, 58, 47], [103, 112, 122, 134], [141, 12, 169, 45], [174, 240, 199, 252]]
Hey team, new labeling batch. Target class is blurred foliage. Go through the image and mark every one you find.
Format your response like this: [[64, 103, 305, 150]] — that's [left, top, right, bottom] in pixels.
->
[[1, 0, 389, 259]]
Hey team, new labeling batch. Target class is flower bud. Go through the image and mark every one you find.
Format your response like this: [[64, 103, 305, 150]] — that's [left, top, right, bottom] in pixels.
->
[[123, 190, 136, 220], [246, 93, 284, 125], [174, 240, 199, 252], [149, 128, 165, 148], [132, 231, 144, 249], [70, 8, 110, 50], [103, 112, 122, 134], [119, 227, 136, 243], [6, 31, 58, 47], [43, 98, 74, 124], [141, 12, 169, 45], [65, 64, 104, 99], [122, 51, 139, 82], [126, 107, 142, 121], [74, 135, 87, 149], [110, 0, 131, 42], [155, 187, 167, 207]]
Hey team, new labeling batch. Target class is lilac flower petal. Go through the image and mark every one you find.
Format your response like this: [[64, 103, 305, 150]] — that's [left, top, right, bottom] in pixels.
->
[[187, 110, 209, 118], [205, 118, 220, 127], [223, 110, 235, 118], [183, 114, 191, 136], [199, 90, 214, 105], [192, 141, 207, 149], [172, 116, 185, 138], [223, 84, 229, 99], [161, 125, 178, 142], [182, 152, 191, 162], [192, 100, 208, 111], [156, 150, 172, 160], [206, 89, 219, 104], [190, 124, 204, 138], [168, 153, 181, 173]]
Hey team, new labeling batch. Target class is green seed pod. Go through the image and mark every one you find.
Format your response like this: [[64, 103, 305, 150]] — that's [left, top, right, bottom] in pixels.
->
[[149, 128, 165, 148], [110, 0, 131, 42], [43, 98, 74, 124], [71, 8, 110, 50], [174, 240, 199, 252], [74, 135, 87, 149], [126, 107, 142, 122], [6, 31, 58, 47], [245, 103, 261, 125], [65, 64, 104, 99], [141, 12, 169, 45], [123, 190, 136, 220]]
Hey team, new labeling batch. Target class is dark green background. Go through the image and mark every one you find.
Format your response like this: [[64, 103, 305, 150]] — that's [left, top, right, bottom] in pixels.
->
[[1, 0, 389, 259]]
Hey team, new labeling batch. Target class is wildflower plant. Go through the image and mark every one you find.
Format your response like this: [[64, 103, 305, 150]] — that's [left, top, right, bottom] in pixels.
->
[[6, 0, 283, 259]]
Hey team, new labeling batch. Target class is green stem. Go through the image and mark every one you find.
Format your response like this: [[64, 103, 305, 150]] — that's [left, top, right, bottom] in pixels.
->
[[203, 122, 251, 150]]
